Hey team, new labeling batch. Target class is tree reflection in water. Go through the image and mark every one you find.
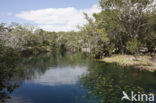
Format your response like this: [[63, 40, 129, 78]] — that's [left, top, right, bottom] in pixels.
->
[[80, 62, 156, 103], [0, 52, 90, 102], [0, 52, 156, 103], [0, 49, 21, 103]]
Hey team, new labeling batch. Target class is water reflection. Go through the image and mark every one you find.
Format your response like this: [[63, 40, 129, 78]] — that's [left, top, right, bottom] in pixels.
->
[[80, 63, 156, 103], [30, 66, 88, 86], [6, 96, 33, 103], [0, 53, 156, 103], [2, 53, 92, 103], [0, 52, 22, 103]]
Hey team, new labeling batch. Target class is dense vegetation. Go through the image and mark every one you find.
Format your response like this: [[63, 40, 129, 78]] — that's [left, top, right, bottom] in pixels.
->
[[0, 0, 156, 59]]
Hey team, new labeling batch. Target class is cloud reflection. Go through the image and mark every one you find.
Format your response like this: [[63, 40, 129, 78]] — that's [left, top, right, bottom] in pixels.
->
[[29, 66, 88, 86]]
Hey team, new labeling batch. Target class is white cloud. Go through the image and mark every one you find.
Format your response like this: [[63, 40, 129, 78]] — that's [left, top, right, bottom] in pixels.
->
[[15, 5, 101, 32]]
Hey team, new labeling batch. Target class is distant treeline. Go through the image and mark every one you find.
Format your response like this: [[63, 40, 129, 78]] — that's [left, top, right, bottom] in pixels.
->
[[0, 0, 156, 58]]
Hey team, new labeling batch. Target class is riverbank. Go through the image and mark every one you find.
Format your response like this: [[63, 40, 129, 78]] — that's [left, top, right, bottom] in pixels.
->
[[20, 46, 51, 56], [98, 55, 156, 72]]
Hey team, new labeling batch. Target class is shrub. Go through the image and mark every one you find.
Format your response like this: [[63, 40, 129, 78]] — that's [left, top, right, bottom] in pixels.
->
[[126, 39, 141, 54]]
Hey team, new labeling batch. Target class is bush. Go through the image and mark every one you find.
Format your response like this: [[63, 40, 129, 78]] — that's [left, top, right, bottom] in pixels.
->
[[126, 39, 141, 54]]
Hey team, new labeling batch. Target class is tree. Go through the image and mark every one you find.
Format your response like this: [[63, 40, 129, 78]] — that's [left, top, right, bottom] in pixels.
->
[[98, 0, 156, 53], [79, 13, 114, 58]]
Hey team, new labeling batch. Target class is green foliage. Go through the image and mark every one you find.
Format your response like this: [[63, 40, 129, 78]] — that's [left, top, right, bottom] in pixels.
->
[[0, 0, 156, 58], [77, 0, 155, 57], [96, 0, 156, 54], [126, 39, 141, 54], [0, 47, 20, 102]]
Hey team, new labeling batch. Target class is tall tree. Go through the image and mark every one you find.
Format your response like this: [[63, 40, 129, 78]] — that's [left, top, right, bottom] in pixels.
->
[[98, 0, 156, 53]]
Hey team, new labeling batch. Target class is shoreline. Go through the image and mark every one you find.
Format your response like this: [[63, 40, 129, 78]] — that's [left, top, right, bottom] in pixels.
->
[[98, 54, 156, 72]]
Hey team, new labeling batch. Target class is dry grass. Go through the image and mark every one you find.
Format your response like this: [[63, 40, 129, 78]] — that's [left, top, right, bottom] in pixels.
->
[[99, 55, 156, 72]]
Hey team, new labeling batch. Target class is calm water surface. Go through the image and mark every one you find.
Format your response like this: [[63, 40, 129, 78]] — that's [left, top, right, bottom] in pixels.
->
[[1, 53, 156, 103]]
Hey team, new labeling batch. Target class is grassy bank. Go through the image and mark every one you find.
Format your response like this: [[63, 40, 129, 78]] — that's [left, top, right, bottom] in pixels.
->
[[98, 55, 156, 72]]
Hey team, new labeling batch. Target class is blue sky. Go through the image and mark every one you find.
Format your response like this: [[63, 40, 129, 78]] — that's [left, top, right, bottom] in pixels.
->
[[0, 0, 100, 31]]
